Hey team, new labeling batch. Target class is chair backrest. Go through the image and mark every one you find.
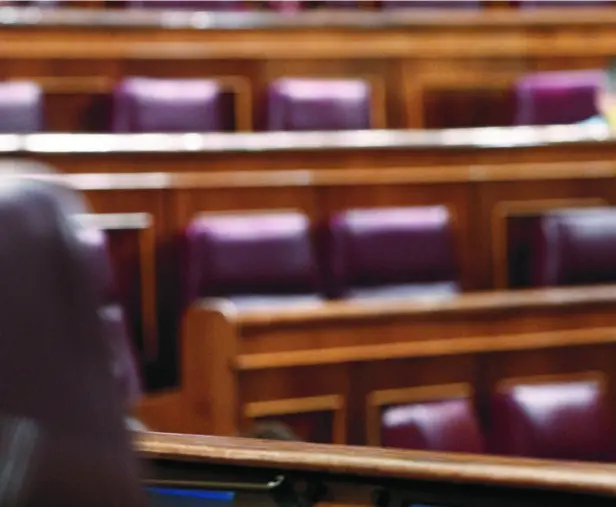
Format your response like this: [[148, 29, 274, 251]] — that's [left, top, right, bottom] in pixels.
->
[[380, 398, 485, 453], [182, 211, 320, 304], [0, 163, 144, 506], [324, 206, 459, 299], [514, 70, 602, 125], [0, 81, 43, 133], [531, 208, 616, 287], [266, 78, 372, 131], [112, 77, 230, 133], [490, 378, 616, 461]]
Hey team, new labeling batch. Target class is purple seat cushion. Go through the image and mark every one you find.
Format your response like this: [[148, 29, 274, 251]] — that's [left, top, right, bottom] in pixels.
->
[[514, 70, 602, 125], [266, 78, 372, 131], [0, 81, 43, 133], [381, 398, 485, 453], [112, 77, 229, 133], [325, 206, 459, 299], [532, 208, 616, 287], [183, 212, 320, 303], [490, 380, 616, 461]]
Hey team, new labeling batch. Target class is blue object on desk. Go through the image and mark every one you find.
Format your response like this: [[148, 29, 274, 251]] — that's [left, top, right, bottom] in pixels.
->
[[147, 487, 234, 507]]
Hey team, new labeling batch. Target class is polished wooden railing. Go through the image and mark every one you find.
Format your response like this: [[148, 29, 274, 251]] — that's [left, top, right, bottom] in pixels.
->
[[137, 433, 616, 507]]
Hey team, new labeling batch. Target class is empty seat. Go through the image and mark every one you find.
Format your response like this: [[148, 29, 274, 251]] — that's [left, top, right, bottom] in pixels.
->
[[183, 211, 321, 309], [531, 208, 616, 287], [380, 397, 485, 453], [0, 162, 143, 506], [514, 70, 602, 125], [0, 81, 43, 133], [266, 78, 372, 131], [112, 77, 232, 133], [128, 0, 242, 9], [324, 206, 459, 299], [490, 378, 616, 461]]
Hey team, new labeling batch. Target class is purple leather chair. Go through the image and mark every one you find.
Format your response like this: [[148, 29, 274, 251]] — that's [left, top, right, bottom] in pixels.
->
[[323, 206, 460, 300], [128, 0, 243, 9], [0, 163, 144, 506], [380, 397, 485, 453], [514, 70, 602, 126], [112, 77, 231, 133], [0, 81, 43, 133], [266, 78, 372, 131], [490, 379, 616, 461], [182, 211, 322, 309], [381, 1, 480, 8], [531, 208, 616, 287]]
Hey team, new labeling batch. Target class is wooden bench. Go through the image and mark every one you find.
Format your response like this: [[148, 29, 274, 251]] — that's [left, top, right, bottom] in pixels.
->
[[134, 285, 616, 441], [6, 126, 616, 173], [5, 8, 616, 130], [137, 432, 616, 507]]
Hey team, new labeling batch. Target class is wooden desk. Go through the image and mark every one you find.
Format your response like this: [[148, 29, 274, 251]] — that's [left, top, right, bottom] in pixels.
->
[[138, 432, 616, 507], [4, 7, 616, 130], [4, 125, 616, 173], [137, 285, 616, 442]]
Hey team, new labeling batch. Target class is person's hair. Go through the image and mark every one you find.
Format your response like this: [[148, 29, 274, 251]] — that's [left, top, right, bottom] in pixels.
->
[[605, 58, 616, 93], [245, 421, 300, 441]]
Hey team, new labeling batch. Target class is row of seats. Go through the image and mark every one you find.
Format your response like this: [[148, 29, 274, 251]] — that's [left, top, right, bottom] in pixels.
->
[[182, 206, 459, 308], [380, 377, 616, 462], [181, 206, 616, 308], [0, 78, 375, 132], [0, 69, 605, 133], [4, 1, 612, 11]]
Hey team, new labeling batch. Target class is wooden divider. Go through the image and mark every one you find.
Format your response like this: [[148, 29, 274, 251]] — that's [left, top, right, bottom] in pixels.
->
[[4, 8, 616, 130]]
